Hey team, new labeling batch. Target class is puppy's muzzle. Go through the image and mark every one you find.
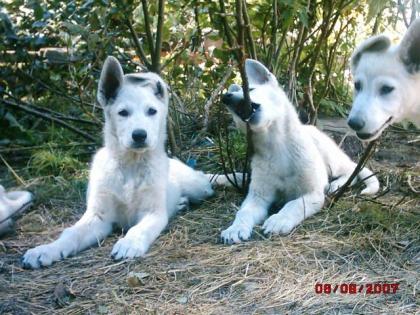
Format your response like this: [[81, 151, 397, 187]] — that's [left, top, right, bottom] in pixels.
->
[[222, 92, 259, 122], [131, 129, 147, 148]]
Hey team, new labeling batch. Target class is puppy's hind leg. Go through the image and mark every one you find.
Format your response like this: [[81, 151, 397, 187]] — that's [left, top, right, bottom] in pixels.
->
[[327, 164, 379, 195], [327, 175, 356, 195], [263, 190, 325, 235], [169, 159, 214, 203]]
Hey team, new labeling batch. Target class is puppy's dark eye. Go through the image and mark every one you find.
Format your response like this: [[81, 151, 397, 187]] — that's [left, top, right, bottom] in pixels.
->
[[380, 85, 394, 95], [118, 109, 129, 117], [251, 102, 260, 110], [147, 108, 157, 116], [354, 81, 362, 92], [155, 81, 164, 97]]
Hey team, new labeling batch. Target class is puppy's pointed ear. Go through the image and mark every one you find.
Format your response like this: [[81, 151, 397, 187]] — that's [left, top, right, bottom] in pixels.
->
[[97, 56, 124, 106], [227, 83, 242, 93], [245, 59, 275, 85], [351, 35, 391, 70], [399, 18, 420, 74]]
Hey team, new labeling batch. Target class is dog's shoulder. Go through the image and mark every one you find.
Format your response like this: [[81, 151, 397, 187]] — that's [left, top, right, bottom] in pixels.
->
[[89, 147, 119, 183]]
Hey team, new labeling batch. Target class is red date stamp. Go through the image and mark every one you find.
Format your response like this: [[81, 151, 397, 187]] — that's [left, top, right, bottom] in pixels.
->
[[315, 283, 399, 294]]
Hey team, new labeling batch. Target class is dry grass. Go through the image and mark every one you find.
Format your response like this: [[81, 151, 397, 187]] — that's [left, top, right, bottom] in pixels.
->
[[0, 130, 419, 314]]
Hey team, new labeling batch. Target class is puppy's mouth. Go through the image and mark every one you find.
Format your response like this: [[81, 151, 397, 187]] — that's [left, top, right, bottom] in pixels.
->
[[227, 100, 260, 122], [130, 142, 148, 150], [356, 116, 393, 141]]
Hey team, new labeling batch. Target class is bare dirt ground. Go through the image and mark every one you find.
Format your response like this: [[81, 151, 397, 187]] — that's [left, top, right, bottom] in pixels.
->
[[0, 127, 419, 314]]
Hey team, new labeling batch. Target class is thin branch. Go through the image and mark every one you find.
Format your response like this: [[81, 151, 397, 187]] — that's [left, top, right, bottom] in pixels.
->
[[152, 0, 165, 73], [126, 18, 152, 69], [1, 98, 98, 142], [241, 0, 257, 59], [218, 0, 235, 47], [203, 67, 233, 130], [267, 0, 278, 67], [141, 0, 155, 54], [398, 0, 410, 28], [0, 154, 26, 186], [329, 139, 378, 206], [3, 91, 101, 126], [0, 143, 96, 154], [235, 0, 253, 191], [167, 116, 179, 156]]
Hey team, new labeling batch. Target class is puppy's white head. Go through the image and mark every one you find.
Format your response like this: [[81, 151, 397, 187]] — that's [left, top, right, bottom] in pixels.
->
[[97, 57, 168, 152], [349, 18, 420, 141], [222, 59, 287, 132]]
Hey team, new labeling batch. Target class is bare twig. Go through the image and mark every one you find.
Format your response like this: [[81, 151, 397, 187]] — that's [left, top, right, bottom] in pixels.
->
[[0, 154, 26, 186], [152, 0, 165, 73], [167, 116, 179, 157], [1, 98, 98, 142], [126, 18, 152, 69], [0, 143, 96, 154], [235, 0, 253, 191], [141, 0, 155, 54], [3, 91, 101, 126], [329, 139, 378, 206], [203, 67, 233, 130], [218, 0, 235, 47], [241, 0, 257, 59]]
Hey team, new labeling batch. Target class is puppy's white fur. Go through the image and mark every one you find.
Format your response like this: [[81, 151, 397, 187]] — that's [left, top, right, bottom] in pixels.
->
[[0, 185, 32, 235], [221, 60, 379, 244], [22, 57, 213, 268], [348, 18, 420, 141]]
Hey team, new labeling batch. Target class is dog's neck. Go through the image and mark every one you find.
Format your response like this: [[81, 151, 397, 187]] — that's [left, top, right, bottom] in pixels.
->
[[252, 101, 301, 155]]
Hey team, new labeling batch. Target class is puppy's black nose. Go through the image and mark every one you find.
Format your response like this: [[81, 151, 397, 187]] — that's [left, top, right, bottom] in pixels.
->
[[132, 129, 147, 143], [347, 117, 365, 131]]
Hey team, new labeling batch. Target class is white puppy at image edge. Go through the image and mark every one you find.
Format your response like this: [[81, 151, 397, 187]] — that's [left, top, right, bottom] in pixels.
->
[[348, 18, 420, 141], [22, 56, 214, 269], [220, 59, 380, 244]]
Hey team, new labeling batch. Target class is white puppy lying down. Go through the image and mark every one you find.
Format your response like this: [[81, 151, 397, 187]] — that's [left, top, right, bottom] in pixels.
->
[[22, 57, 214, 268], [220, 59, 379, 244]]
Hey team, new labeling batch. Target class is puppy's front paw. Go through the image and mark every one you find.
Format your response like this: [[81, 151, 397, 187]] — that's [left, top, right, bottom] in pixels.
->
[[22, 244, 62, 269], [221, 223, 252, 244], [262, 213, 297, 235], [111, 237, 148, 261]]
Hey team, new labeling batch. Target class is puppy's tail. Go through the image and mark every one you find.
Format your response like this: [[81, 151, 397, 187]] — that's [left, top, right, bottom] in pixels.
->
[[207, 173, 244, 188], [357, 167, 380, 195]]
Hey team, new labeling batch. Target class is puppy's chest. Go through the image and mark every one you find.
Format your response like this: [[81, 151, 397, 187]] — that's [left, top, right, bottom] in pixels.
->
[[253, 148, 294, 179], [113, 165, 155, 206]]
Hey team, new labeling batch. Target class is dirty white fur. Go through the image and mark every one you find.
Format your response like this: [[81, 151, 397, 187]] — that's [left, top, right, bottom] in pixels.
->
[[221, 59, 379, 244], [0, 185, 32, 236], [22, 57, 213, 268], [348, 18, 420, 141]]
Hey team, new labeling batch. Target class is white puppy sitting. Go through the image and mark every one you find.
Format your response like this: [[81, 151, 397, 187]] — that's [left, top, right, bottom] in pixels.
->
[[22, 57, 214, 268]]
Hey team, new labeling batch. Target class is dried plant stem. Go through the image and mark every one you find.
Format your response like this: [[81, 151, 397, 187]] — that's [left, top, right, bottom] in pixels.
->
[[329, 139, 378, 206]]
